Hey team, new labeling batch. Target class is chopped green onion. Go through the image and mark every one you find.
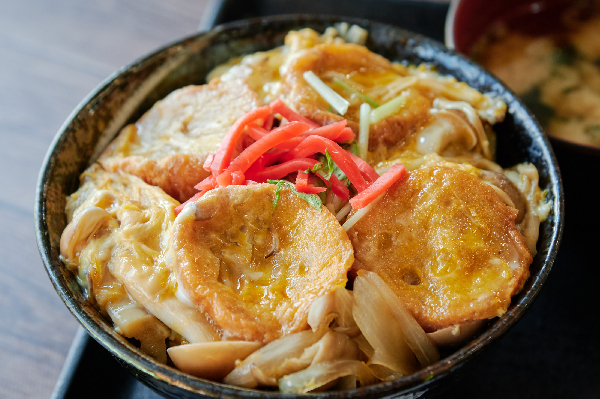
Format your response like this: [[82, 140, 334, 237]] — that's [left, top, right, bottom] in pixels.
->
[[303, 71, 350, 115], [333, 78, 379, 107], [359, 103, 371, 160], [267, 179, 322, 210], [424, 374, 434, 382], [370, 94, 406, 124]]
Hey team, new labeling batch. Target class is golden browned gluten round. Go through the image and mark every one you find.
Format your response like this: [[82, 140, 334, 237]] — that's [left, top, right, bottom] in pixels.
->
[[171, 184, 354, 343], [99, 79, 262, 202], [283, 42, 432, 151], [347, 166, 532, 332]]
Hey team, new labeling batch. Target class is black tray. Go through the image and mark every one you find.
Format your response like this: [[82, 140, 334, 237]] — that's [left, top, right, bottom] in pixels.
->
[[52, 1, 600, 398]]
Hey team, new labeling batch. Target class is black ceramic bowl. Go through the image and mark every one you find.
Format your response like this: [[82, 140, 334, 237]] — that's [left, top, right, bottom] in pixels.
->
[[36, 15, 564, 399]]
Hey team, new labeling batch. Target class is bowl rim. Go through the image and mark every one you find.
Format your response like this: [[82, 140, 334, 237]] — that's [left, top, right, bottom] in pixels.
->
[[444, 0, 600, 155], [36, 13, 564, 398]]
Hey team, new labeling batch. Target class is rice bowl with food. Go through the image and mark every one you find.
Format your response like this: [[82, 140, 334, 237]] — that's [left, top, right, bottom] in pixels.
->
[[36, 16, 563, 398]]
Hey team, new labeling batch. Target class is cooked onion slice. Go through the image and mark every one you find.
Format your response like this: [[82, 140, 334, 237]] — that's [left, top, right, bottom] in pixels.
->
[[304, 330, 360, 365], [307, 292, 338, 333], [353, 275, 418, 375], [345, 25, 368, 45], [168, 341, 262, 381], [361, 271, 440, 367], [278, 360, 376, 393], [427, 320, 484, 347], [433, 98, 491, 159], [60, 206, 115, 262], [308, 287, 358, 335], [224, 329, 326, 388]]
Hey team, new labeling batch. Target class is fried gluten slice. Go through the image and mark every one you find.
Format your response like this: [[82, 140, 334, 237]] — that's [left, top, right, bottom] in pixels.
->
[[99, 79, 262, 202], [283, 42, 432, 151], [170, 184, 354, 343], [347, 165, 532, 332], [61, 165, 219, 345]]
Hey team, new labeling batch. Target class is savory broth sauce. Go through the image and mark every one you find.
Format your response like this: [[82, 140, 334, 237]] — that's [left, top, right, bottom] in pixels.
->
[[473, 0, 600, 148]]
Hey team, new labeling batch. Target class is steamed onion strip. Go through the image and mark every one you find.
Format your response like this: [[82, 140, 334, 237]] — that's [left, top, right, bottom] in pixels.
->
[[414, 77, 484, 104], [308, 287, 358, 336], [305, 331, 360, 365], [353, 334, 374, 359], [374, 76, 417, 102], [94, 273, 170, 363], [167, 341, 262, 380], [433, 98, 491, 159], [361, 271, 440, 367], [307, 292, 338, 332], [330, 287, 357, 332], [224, 329, 326, 388], [278, 360, 377, 394], [352, 275, 418, 375]]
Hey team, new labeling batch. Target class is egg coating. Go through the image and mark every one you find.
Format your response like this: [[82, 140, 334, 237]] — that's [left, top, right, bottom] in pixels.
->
[[99, 79, 262, 202], [171, 184, 354, 343], [283, 42, 432, 152], [347, 166, 532, 332]]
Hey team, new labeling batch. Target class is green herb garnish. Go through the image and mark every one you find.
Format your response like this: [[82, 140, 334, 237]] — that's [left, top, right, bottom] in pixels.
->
[[314, 149, 351, 187], [424, 374, 434, 382], [333, 77, 379, 107], [328, 105, 333, 113], [314, 150, 334, 181], [331, 162, 347, 183], [267, 179, 322, 210]]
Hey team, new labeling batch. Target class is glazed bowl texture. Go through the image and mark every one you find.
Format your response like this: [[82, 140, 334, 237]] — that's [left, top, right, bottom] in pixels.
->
[[36, 14, 563, 399]]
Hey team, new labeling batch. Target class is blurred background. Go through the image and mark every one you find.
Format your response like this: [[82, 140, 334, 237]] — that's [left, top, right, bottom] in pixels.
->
[[2, 0, 599, 398]]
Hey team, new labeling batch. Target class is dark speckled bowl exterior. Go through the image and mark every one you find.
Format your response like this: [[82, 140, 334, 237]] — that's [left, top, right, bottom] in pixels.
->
[[36, 15, 564, 399]]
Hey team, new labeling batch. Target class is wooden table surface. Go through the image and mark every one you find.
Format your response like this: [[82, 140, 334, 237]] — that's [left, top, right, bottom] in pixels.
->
[[0, 1, 208, 397]]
